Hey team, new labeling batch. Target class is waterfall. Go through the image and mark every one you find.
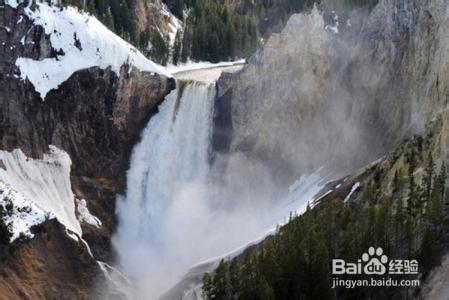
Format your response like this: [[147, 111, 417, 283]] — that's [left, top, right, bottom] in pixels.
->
[[114, 78, 216, 297], [114, 64, 327, 299]]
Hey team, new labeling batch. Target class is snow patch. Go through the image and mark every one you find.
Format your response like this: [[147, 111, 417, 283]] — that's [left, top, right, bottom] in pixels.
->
[[5, 0, 19, 8], [77, 198, 102, 228], [166, 59, 245, 74], [161, 3, 182, 48], [0, 146, 81, 236], [14, 2, 170, 100], [325, 13, 339, 34], [325, 24, 339, 34], [314, 189, 333, 203], [0, 182, 48, 241], [343, 182, 361, 203]]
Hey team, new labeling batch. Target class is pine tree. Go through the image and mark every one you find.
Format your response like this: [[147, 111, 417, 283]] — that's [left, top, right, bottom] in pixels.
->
[[229, 259, 240, 298], [393, 170, 401, 195], [0, 205, 12, 245], [407, 150, 418, 218], [172, 30, 182, 65], [95, 0, 106, 15], [202, 273, 213, 299], [256, 276, 275, 300], [103, 11, 115, 31], [425, 152, 435, 199], [212, 259, 229, 299], [440, 163, 447, 204], [240, 254, 257, 299], [87, 0, 95, 14], [150, 32, 169, 65]]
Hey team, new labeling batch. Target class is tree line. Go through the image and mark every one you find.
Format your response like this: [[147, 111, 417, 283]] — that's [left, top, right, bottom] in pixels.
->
[[202, 130, 448, 299], [45, 0, 379, 64]]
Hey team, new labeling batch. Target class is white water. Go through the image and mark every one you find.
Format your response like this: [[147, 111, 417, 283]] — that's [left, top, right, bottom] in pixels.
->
[[114, 78, 216, 297], [114, 65, 328, 299]]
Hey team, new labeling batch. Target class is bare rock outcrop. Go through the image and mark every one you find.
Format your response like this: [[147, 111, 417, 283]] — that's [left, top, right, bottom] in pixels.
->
[[215, 1, 449, 185], [0, 220, 101, 299]]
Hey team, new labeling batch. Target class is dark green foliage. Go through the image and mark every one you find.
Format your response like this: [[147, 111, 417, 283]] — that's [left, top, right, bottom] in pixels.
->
[[150, 31, 170, 66], [166, 0, 322, 64], [139, 30, 151, 53], [0, 199, 13, 245], [165, 0, 184, 19], [343, 0, 378, 8], [203, 134, 448, 299], [61, 0, 137, 47], [172, 30, 183, 65], [179, 2, 258, 63], [326, 0, 378, 9], [53, 0, 380, 65], [0, 215, 12, 246], [9, 232, 31, 253], [0, 192, 34, 248]]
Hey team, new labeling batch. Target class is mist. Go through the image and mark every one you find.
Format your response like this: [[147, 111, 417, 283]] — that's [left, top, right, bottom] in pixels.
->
[[112, 71, 295, 298], [111, 3, 427, 299]]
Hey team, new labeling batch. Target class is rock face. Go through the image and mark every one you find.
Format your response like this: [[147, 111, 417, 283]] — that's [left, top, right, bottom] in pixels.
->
[[215, 0, 449, 185], [0, 0, 175, 288], [133, 0, 179, 38], [132, 0, 181, 63], [0, 220, 101, 299]]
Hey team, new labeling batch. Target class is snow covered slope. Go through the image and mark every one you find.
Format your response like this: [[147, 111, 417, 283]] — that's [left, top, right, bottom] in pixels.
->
[[0, 146, 81, 239], [0, 182, 47, 241], [6, 0, 171, 99]]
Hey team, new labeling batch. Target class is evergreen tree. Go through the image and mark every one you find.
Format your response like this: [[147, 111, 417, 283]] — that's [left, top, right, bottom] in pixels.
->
[[0, 205, 12, 245], [87, 0, 95, 14], [407, 150, 419, 218], [202, 273, 213, 299], [256, 276, 275, 300], [172, 30, 182, 65], [212, 259, 229, 299], [425, 152, 435, 198], [150, 32, 169, 65], [229, 259, 241, 298]]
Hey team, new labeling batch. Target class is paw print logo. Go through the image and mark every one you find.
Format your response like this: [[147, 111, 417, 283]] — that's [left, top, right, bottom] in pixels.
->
[[362, 247, 388, 275]]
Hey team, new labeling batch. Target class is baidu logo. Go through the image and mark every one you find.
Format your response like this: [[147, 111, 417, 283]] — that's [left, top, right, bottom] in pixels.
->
[[362, 247, 388, 275], [332, 247, 418, 276], [331, 248, 421, 288], [332, 247, 388, 275]]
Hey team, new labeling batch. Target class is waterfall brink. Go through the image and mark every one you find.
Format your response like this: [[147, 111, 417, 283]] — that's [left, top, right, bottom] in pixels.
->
[[114, 79, 216, 298]]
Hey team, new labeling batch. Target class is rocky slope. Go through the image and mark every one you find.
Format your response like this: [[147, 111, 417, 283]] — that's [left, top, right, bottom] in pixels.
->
[[0, 1, 174, 296], [201, 0, 449, 297], [204, 114, 448, 299], [0, 220, 102, 299], [132, 0, 181, 63], [214, 0, 449, 186]]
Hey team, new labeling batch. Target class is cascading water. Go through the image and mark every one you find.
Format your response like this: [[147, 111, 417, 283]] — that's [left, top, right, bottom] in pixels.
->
[[114, 77, 216, 297], [114, 64, 327, 299]]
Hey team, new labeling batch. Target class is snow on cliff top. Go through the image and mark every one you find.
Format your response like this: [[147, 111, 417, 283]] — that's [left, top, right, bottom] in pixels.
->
[[7, 1, 171, 100]]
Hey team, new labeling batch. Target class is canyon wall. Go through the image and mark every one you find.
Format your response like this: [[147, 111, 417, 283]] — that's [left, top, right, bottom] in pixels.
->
[[0, 2, 174, 297], [215, 0, 449, 186]]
